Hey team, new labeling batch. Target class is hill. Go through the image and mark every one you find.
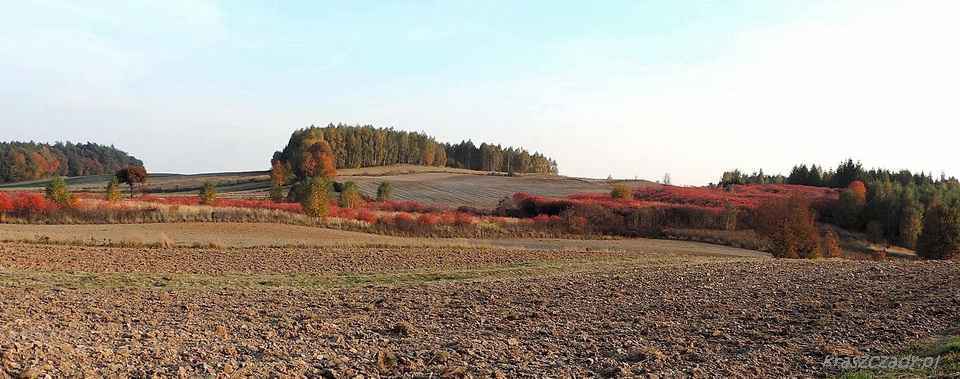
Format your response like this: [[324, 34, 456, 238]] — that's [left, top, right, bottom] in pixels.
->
[[0, 164, 650, 209], [0, 141, 142, 183]]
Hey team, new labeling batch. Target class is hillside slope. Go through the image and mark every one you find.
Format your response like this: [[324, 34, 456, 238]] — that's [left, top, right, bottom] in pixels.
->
[[0, 164, 653, 209]]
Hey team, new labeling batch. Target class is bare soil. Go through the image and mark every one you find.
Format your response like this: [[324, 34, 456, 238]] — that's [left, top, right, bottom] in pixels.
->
[[0, 240, 958, 377]]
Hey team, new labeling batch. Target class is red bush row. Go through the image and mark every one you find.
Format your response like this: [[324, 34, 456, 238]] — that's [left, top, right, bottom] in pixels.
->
[[0, 192, 57, 217], [376, 211, 475, 227], [624, 184, 838, 210], [372, 200, 447, 214]]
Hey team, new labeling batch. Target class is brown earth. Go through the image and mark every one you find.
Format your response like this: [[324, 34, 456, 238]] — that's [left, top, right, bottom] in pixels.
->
[[0, 243, 731, 276], [1, 240, 958, 377]]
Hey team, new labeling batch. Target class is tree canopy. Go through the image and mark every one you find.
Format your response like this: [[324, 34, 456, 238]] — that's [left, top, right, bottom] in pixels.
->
[[271, 124, 558, 182], [0, 141, 143, 183]]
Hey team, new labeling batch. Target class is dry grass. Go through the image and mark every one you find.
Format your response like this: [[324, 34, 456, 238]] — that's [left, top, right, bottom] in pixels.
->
[[0, 222, 769, 257]]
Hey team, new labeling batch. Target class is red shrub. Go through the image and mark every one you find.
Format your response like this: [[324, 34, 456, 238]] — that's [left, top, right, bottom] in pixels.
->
[[417, 213, 440, 226], [12, 192, 56, 216], [335, 207, 357, 220], [357, 209, 377, 223], [438, 212, 456, 225], [622, 184, 837, 210], [454, 212, 475, 226], [378, 214, 396, 225], [532, 214, 558, 224], [0, 193, 12, 214], [376, 200, 445, 214], [394, 212, 417, 231]]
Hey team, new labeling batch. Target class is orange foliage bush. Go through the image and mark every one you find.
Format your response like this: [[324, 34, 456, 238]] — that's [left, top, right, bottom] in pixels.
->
[[357, 209, 377, 223], [454, 212, 475, 226], [755, 195, 822, 259], [302, 141, 337, 178], [847, 180, 867, 205], [417, 213, 440, 226], [11, 192, 56, 217]]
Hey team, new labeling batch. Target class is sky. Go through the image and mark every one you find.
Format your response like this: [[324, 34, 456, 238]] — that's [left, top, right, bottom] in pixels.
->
[[2, 1, 958, 185]]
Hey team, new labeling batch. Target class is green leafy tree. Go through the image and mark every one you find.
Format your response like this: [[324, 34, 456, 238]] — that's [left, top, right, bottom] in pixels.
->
[[199, 182, 218, 205], [376, 182, 393, 202], [917, 202, 960, 260], [44, 176, 73, 207], [105, 178, 122, 202], [300, 176, 332, 217], [339, 181, 363, 208]]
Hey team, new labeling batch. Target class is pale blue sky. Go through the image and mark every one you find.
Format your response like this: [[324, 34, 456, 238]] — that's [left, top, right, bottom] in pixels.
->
[[2, 1, 958, 184]]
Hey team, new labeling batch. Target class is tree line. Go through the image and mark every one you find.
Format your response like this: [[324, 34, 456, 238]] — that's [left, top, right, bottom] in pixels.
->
[[0, 141, 143, 183], [718, 159, 955, 188], [718, 159, 960, 257], [271, 124, 558, 181]]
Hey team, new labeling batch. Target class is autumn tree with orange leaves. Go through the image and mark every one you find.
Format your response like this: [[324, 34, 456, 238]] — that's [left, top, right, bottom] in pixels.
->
[[301, 140, 337, 179], [755, 195, 822, 259]]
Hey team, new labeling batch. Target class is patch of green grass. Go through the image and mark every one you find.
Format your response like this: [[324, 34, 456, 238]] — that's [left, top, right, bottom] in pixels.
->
[[927, 336, 960, 356], [0, 257, 629, 290], [835, 336, 960, 378]]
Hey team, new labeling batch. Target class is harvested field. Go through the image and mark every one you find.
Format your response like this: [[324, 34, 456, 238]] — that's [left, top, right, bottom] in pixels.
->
[[0, 223, 767, 258], [0, 242, 957, 377]]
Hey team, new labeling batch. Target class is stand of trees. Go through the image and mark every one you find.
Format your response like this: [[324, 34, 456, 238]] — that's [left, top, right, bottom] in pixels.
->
[[718, 159, 954, 189], [270, 124, 558, 181], [0, 142, 143, 183], [444, 140, 558, 174], [718, 160, 960, 257]]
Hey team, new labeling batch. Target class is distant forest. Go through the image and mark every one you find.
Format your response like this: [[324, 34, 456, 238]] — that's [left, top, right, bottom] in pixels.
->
[[0, 142, 143, 183], [718, 159, 957, 189], [718, 159, 960, 248], [272, 124, 559, 177]]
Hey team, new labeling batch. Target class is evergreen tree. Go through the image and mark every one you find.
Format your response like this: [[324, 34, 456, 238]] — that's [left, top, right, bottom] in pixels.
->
[[917, 202, 960, 260], [376, 182, 393, 201]]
